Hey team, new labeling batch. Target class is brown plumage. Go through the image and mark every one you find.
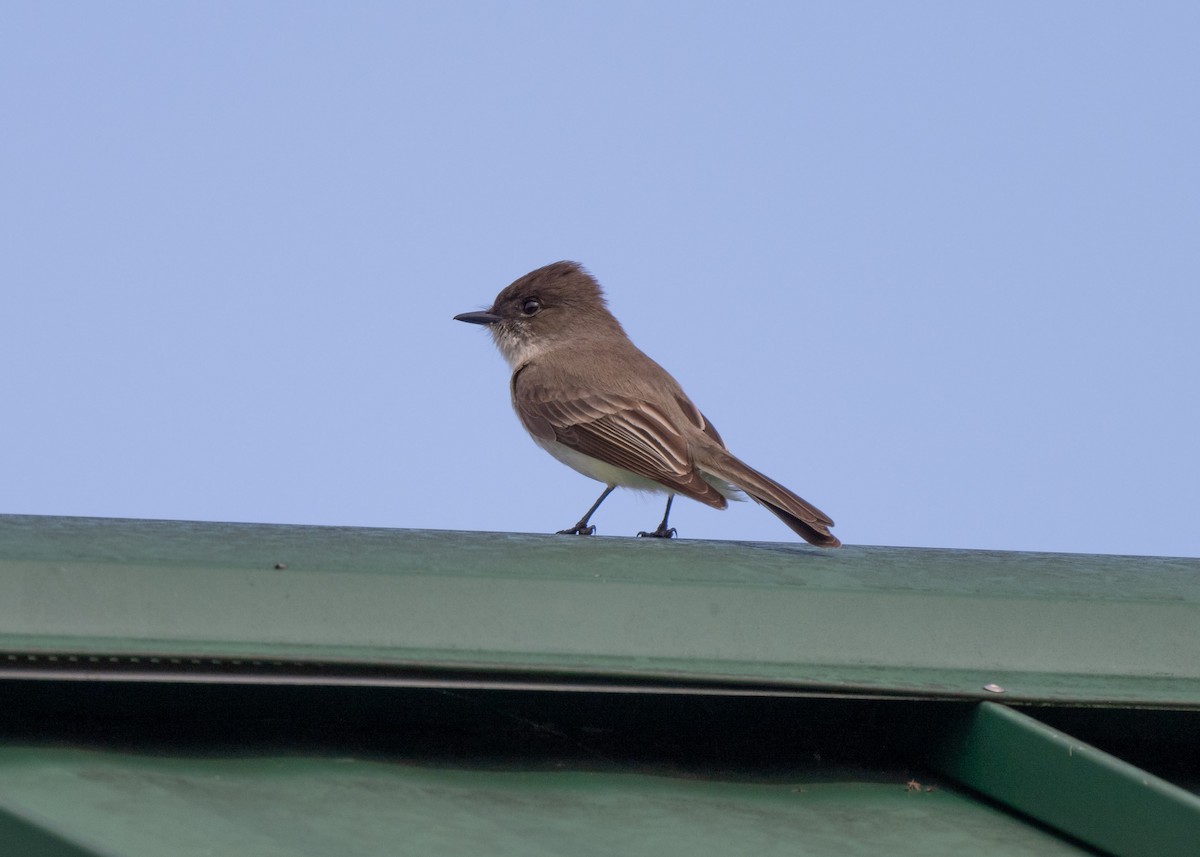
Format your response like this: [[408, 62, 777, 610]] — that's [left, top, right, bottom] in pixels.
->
[[455, 261, 840, 546]]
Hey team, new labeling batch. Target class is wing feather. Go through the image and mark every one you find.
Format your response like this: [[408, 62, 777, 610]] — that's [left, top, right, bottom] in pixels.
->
[[514, 381, 727, 508]]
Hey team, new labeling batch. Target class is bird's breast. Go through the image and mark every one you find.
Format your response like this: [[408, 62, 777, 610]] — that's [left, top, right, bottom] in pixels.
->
[[531, 435, 669, 492]]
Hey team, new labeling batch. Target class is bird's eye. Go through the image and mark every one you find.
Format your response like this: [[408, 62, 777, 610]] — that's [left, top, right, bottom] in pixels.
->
[[521, 298, 541, 316]]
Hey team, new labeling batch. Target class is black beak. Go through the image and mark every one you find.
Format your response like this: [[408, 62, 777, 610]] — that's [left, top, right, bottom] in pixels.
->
[[454, 310, 502, 325]]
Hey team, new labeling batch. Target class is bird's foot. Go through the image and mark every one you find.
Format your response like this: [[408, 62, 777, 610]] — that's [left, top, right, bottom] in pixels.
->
[[637, 525, 677, 539], [556, 524, 597, 536]]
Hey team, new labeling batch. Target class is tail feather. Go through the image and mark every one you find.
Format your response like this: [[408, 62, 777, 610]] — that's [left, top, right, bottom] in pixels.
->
[[699, 448, 840, 547]]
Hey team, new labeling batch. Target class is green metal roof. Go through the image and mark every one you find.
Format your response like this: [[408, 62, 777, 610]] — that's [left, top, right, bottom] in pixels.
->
[[1, 514, 1198, 856], [0, 745, 1090, 857]]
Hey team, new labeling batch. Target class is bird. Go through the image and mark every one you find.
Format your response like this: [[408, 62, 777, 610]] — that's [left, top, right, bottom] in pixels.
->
[[454, 261, 840, 546]]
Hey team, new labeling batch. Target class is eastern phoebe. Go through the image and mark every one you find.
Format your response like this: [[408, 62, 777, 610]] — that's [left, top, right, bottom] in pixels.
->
[[454, 261, 840, 547]]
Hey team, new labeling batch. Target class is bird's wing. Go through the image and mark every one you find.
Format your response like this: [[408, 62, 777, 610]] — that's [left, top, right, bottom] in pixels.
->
[[514, 377, 728, 509]]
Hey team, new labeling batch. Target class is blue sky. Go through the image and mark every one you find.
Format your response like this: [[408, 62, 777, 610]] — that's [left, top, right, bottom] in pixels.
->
[[3, 2, 1197, 557]]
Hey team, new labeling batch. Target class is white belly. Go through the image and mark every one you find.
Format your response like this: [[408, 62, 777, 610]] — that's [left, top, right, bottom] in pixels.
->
[[533, 436, 669, 492], [532, 435, 743, 502]]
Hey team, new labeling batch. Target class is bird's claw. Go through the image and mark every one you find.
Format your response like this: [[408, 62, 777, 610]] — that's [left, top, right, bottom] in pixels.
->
[[637, 526, 677, 539], [556, 524, 597, 536]]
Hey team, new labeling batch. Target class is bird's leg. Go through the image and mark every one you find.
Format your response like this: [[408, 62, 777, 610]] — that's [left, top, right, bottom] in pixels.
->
[[557, 485, 616, 536], [638, 495, 677, 539]]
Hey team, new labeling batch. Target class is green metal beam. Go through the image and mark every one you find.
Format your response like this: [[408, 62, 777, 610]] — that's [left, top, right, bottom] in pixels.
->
[[0, 746, 1093, 857], [1, 515, 1198, 706], [931, 702, 1200, 857]]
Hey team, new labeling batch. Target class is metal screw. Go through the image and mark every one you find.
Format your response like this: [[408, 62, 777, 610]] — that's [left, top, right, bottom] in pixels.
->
[[983, 683, 1006, 693]]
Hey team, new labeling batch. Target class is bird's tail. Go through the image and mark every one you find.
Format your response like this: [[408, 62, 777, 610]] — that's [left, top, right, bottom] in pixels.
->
[[698, 448, 840, 547]]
